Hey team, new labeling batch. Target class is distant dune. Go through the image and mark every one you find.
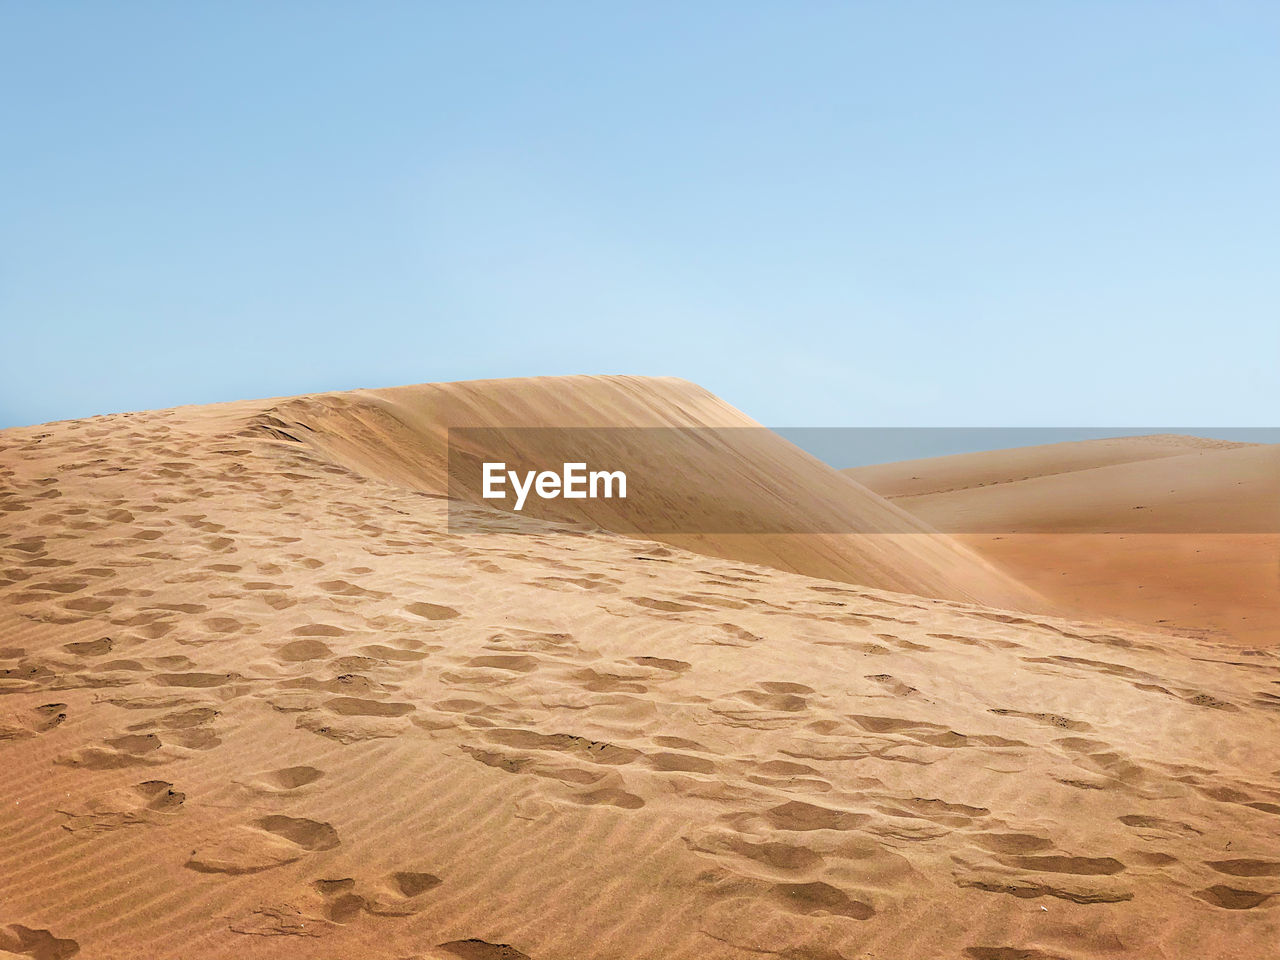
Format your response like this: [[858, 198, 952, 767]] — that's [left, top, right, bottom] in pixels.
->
[[243, 376, 1042, 612], [847, 436, 1280, 645], [2, 382, 1278, 959], [848, 434, 1255, 501]]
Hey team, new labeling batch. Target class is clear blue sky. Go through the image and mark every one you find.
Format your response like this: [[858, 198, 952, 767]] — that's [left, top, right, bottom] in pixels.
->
[[3, 2, 1277, 429]]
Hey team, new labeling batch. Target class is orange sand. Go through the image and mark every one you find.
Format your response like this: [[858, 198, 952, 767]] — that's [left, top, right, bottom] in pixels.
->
[[848, 436, 1280, 646], [2, 381, 1277, 959]]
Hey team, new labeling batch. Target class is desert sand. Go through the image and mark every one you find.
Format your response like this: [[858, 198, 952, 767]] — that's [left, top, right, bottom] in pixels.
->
[[847, 436, 1280, 646], [248, 377, 1040, 610], [2, 377, 1278, 960]]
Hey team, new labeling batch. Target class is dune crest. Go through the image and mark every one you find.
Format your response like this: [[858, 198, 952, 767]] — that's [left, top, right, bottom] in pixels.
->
[[240, 376, 1043, 610]]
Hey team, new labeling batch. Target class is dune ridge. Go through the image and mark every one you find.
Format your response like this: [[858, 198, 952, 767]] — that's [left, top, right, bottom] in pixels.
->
[[849, 435, 1259, 502], [1, 382, 1277, 959], [239, 376, 1042, 611]]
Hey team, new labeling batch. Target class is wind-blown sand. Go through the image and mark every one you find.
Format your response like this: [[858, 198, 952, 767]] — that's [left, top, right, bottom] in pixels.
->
[[247, 377, 1040, 610], [847, 436, 1280, 646], [2, 380, 1278, 959]]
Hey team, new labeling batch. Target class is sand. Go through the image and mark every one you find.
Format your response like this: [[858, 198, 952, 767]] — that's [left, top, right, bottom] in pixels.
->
[[2, 380, 1278, 959], [847, 436, 1280, 646], [246, 377, 1041, 610]]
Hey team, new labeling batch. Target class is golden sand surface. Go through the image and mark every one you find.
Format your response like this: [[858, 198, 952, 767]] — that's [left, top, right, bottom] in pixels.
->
[[2, 379, 1277, 959]]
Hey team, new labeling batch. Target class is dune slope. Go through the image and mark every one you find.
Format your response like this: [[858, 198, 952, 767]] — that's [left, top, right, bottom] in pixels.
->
[[2, 396, 1279, 959], [846, 438, 1280, 645], [242, 376, 1041, 611]]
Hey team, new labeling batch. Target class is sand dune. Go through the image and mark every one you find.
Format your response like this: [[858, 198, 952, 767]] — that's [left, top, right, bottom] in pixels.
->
[[242, 376, 1041, 611], [2, 386, 1278, 959], [847, 434, 1256, 502], [846, 437, 1280, 645]]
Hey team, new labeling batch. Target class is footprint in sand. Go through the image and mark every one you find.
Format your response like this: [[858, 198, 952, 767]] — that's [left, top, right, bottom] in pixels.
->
[[694, 623, 763, 647], [186, 816, 339, 875], [237, 765, 326, 796], [864, 674, 921, 698], [0, 703, 66, 741], [971, 832, 1055, 854], [273, 638, 334, 662], [405, 601, 460, 621], [648, 751, 716, 774], [291, 623, 348, 637], [770, 880, 875, 920], [358, 643, 430, 662], [954, 874, 1133, 905], [995, 854, 1124, 876], [317, 579, 388, 598], [1193, 885, 1276, 909], [0, 924, 80, 960], [710, 683, 814, 728], [56, 732, 169, 770], [154, 672, 241, 689], [312, 869, 442, 922], [62, 637, 113, 657], [203, 616, 254, 635], [758, 799, 870, 832], [685, 829, 826, 879], [325, 697, 415, 717], [296, 698, 416, 743], [989, 708, 1092, 732], [437, 941, 531, 960], [570, 667, 647, 694], [627, 596, 705, 614], [873, 796, 990, 829], [28, 579, 89, 595], [629, 656, 690, 674], [464, 655, 539, 673], [1206, 858, 1280, 877], [744, 759, 828, 791], [58, 780, 185, 834], [462, 730, 646, 807], [482, 729, 642, 765], [126, 705, 223, 750]]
